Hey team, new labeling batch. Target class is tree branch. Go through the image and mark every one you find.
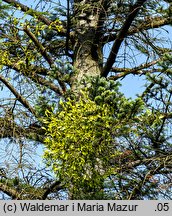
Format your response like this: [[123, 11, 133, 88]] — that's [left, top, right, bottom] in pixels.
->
[[23, 25, 54, 67], [0, 115, 44, 142], [0, 182, 22, 199], [28, 65, 49, 76], [0, 57, 64, 95], [108, 58, 161, 80], [103, 15, 172, 44], [3, 0, 49, 26], [120, 153, 172, 171], [0, 74, 36, 115], [42, 180, 63, 200], [102, 0, 147, 77], [2, 0, 66, 34], [23, 26, 67, 92]]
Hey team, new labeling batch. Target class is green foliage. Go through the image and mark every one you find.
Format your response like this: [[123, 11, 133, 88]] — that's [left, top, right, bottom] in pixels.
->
[[159, 53, 172, 74], [43, 92, 116, 198], [42, 78, 147, 198]]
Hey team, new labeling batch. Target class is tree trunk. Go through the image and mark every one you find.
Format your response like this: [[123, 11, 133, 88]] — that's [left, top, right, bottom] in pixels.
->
[[71, 0, 104, 90]]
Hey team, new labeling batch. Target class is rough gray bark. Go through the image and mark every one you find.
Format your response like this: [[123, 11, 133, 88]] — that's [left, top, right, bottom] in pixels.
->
[[71, 0, 148, 90], [71, 0, 106, 90]]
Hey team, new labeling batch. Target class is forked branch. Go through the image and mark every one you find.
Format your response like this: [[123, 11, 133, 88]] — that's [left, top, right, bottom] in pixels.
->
[[102, 0, 147, 77]]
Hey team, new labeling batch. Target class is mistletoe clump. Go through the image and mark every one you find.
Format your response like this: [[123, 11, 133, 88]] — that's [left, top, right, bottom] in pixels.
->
[[43, 91, 119, 197], [43, 78, 146, 198]]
